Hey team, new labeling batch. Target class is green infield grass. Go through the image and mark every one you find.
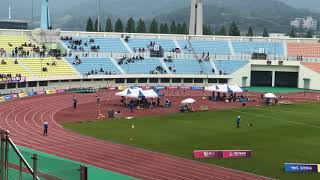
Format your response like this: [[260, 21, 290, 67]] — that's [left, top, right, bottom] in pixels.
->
[[64, 102, 320, 180]]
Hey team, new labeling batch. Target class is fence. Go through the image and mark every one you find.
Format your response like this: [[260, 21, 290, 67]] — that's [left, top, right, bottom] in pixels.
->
[[0, 129, 88, 180]]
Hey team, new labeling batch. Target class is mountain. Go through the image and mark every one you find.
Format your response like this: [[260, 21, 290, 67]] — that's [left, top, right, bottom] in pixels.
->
[[277, 0, 320, 12], [158, 0, 319, 33], [0, 0, 318, 33]]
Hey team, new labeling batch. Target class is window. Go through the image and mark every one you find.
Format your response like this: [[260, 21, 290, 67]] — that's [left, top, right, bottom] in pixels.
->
[[138, 78, 147, 83], [184, 78, 193, 83], [115, 79, 125, 83], [172, 78, 181, 83], [39, 81, 48, 87], [194, 78, 203, 83], [127, 78, 136, 83], [149, 78, 159, 83], [28, 81, 37, 87], [160, 78, 170, 83], [7, 83, 16, 89], [18, 82, 27, 88]]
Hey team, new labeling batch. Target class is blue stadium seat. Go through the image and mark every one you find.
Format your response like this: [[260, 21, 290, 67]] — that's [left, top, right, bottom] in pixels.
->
[[165, 59, 214, 74], [214, 60, 249, 75], [63, 37, 128, 53], [66, 58, 121, 75], [120, 58, 165, 74], [232, 41, 284, 55], [127, 39, 177, 52], [178, 40, 231, 55]]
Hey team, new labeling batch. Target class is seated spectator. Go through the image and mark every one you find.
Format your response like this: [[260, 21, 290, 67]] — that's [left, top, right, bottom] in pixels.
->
[[1, 60, 6, 65]]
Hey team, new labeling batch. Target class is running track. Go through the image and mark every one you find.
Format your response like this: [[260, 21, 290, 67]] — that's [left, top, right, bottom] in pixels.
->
[[0, 93, 273, 180]]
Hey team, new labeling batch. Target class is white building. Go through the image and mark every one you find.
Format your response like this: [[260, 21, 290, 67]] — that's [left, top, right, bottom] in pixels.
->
[[290, 17, 317, 31]]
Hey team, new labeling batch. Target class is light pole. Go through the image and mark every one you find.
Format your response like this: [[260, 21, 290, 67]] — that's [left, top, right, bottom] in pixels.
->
[[97, 0, 101, 32]]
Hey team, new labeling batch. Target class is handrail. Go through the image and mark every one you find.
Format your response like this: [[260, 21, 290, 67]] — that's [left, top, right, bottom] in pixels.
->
[[7, 136, 40, 180]]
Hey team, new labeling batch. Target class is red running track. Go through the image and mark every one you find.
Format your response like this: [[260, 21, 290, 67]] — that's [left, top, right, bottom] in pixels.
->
[[0, 93, 273, 180]]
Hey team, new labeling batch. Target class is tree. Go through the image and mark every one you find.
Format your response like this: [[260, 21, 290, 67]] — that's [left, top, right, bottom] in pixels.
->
[[136, 19, 146, 33], [305, 30, 313, 38], [149, 18, 159, 33], [181, 22, 187, 34], [176, 23, 182, 34], [262, 27, 269, 37], [114, 18, 124, 32], [85, 17, 94, 32], [203, 25, 213, 35], [105, 18, 113, 32], [246, 26, 254, 37], [170, 21, 177, 34], [126, 17, 135, 33], [94, 19, 98, 32], [159, 23, 169, 34], [289, 29, 297, 38], [228, 21, 240, 36], [216, 25, 227, 36]]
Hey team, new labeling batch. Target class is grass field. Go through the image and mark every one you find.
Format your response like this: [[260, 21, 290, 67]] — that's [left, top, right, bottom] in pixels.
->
[[64, 103, 320, 180]]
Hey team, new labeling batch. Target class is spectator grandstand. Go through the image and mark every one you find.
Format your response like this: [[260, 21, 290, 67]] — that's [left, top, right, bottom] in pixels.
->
[[18, 58, 77, 77], [62, 37, 129, 53], [232, 41, 284, 55], [66, 57, 121, 75], [214, 60, 249, 75], [288, 43, 320, 57], [0, 59, 31, 78], [302, 62, 320, 73], [127, 38, 178, 52], [179, 40, 231, 55]]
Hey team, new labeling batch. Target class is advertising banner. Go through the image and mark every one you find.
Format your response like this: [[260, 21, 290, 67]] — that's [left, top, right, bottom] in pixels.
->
[[10, 94, 18, 99], [181, 86, 191, 90], [194, 150, 223, 158], [37, 91, 46, 95], [18, 93, 28, 98], [285, 163, 319, 173], [45, 90, 56, 95], [4, 95, 12, 101], [194, 150, 252, 159], [55, 89, 65, 93], [28, 92, 37, 97], [168, 86, 179, 89], [222, 150, 252, 159], [192, 86, 204, 90]]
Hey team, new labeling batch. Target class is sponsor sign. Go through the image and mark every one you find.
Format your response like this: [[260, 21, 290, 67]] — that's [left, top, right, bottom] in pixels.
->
[[37, 91, 46, 95], [10, 94, 18, 99], [168, 86, 179, 89], [18, 93, 28, 98], [3, 95, 12, 101], [28, 92, 37, 97], [194, 150, 252, 159], [55, 89, 65, 93], [194, 150, 223, 158], [285, 163, 320, 173], [192, 86, 204, 90], [45, 90, 56, 94], [181, 86, 191, 90], [222, 150, 251, 159]]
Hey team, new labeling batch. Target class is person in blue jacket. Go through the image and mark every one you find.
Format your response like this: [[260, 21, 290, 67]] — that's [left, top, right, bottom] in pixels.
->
[[43, 122, 48, 136], [236, 115, 241, 128]]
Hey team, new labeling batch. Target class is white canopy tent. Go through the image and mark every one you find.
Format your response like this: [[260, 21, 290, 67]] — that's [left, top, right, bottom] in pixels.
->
[[205, 84, 243, 93], [181, 98, 196, 104], [264, 93, 277, 99], [229, 85, 244, 93], [115, 88, 158, 98]]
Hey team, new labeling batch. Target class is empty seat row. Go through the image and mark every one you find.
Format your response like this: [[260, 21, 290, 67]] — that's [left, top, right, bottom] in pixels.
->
[[66, 57, 121, 75]]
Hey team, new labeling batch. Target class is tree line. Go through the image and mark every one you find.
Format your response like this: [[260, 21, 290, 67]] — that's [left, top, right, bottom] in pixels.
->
[[85, 17, 314, 38]]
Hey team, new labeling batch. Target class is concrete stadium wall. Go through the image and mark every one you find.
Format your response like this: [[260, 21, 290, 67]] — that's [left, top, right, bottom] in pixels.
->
[[298, 65, 320, 90]]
